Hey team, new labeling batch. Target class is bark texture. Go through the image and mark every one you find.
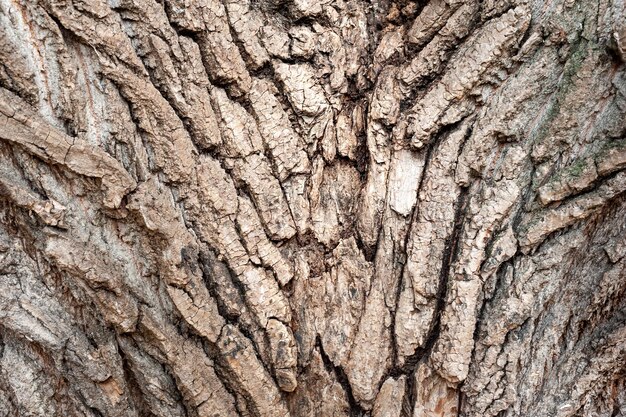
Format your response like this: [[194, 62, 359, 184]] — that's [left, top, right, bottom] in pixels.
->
[[1, 0, 626, 416]]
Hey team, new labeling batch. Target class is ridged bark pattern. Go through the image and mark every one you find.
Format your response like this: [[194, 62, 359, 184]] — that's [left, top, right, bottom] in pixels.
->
[[0, 0, 625, 416]]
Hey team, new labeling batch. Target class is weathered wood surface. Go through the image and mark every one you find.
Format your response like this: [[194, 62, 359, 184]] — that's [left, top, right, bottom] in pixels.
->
[[0, 0, 625, 416]]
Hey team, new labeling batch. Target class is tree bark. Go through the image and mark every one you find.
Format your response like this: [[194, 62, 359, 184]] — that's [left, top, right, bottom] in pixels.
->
[[1, 0, 625, 416]]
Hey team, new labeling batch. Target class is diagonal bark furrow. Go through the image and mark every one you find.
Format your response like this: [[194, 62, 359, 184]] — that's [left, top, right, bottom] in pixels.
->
[[400, 184, 469, 414], [315, 336, 367, 417], [388, 118, 468, 375]]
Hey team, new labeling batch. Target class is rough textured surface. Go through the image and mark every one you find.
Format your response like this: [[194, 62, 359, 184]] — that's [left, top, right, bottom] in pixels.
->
[[1, 0, 626, 416]]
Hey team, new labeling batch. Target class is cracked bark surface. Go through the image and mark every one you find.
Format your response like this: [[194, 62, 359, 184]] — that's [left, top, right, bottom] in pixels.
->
[[1, 0, 625, 416]]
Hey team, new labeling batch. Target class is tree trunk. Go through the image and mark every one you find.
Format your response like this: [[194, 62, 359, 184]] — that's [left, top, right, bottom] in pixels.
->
[[1, 0, 625, 416]]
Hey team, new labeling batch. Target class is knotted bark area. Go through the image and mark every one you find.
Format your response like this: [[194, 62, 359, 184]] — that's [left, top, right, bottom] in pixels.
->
[[1, 0, 625, 416]]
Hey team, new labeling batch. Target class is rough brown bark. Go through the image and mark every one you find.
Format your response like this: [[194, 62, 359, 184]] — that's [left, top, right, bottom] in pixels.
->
[[1, 0, 625, 416]]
